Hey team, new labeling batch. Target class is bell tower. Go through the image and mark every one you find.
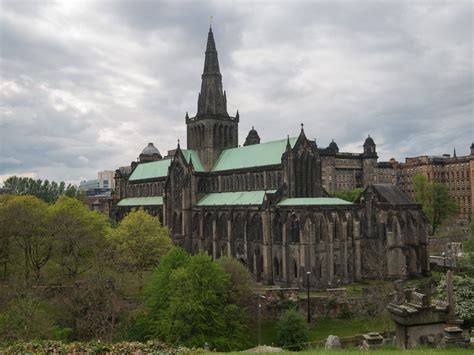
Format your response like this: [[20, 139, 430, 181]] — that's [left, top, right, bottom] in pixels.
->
[[186, 27, 239, 170]]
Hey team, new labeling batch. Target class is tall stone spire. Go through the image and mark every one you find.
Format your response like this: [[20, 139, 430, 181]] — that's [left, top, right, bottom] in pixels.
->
[[197, 27, 228, 117]]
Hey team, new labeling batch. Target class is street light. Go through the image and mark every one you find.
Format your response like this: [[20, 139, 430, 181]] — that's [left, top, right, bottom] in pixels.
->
[[306, 271, 311, 323], [442, 252, 446, 273], [258, 294, 266, 346]]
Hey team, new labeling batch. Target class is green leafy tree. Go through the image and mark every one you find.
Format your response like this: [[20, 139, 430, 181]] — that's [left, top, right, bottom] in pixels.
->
[[437, 274, 474, 327], [48, 196, 109, 283], [412, 174, 458, 235], [142, 249, 249, 350], [459, 220, 474, 272], [0, 296, 55, 341], [0, 195, 51, 285], [335, 188, 364, 203], [109, 209, 172, 287], [3, 176, 83, 203], [275, 308, 309, 351]]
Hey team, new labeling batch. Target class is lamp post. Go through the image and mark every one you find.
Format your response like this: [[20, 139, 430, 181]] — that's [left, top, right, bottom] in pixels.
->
[[306, 271, 311, 323], [258, 294, 266, 346], [442, 252, 446, 273]]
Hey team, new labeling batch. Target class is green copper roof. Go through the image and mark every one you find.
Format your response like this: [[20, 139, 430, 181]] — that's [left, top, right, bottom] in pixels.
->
[[212, 137, 297, 172], [197, 190, 276, 206], [128, 149, 204, 181], [181, 149, 205, 172], [117, 196, 163, 206], [277, 198, 353, 206], [129, 159, 172, 181]]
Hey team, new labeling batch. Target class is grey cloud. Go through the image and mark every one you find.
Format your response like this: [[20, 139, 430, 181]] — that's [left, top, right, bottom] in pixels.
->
[[0, 0, 472, 184]]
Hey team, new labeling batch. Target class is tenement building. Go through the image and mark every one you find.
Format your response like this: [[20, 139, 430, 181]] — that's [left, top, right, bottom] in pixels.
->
[[112, 28, 430, 288], [395, 147, 474, 221]]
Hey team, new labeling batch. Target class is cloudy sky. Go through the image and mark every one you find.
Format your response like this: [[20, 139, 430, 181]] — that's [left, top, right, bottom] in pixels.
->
[[0, 0, 472, 185]]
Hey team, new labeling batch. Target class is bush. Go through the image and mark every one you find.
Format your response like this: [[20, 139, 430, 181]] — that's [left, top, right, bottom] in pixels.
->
[[275, 308, 309, 351], [0, 296, 56, 341]]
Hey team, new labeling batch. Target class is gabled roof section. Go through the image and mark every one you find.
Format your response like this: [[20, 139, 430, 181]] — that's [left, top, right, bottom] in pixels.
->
[[370, 184, 413, 204], [212, 137, 298, 172], [117, 196, 163, 206], [181, 149, 205, 172], [129, 159, 172, 181], [277, 198, 353, 206], [197, 190, 276, 206], [128, 149, 204, 181]]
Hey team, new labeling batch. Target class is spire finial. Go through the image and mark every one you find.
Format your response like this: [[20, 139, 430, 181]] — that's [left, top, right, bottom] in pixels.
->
[[453, 146, 457, 158], [300, 123, 304, 132], [177, 139, 180, 149], [209, 16, 213, 29], [252, 125, 254, 130]]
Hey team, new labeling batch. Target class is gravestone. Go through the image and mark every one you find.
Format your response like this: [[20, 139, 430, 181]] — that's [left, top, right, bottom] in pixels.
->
[[325, 335, 341, 349], [443, 270, 468, 347], [361, 332, 384, 349]]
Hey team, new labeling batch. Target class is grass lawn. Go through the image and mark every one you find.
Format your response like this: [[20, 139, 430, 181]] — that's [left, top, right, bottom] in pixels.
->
[[250, 316, 393, 347], [307, 316, 392, 343], [221, 345, 473, 354]]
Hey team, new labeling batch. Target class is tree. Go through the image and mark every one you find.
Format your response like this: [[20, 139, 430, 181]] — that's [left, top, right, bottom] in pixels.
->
[[3, 176, 83, 203], [109, 209, 172, 287], [0, 296, 55, 341], [459, 220, 474, 272], [141, 249, 249, 351], [412, 174, 458, 235], [216, 256, 259, 312], [66, 276, 127, 341], [48, 196, 109, 283], [0, 195, 52, 285], [335, 188, 364, 203], [437, 274, 474, 327], [275, 308, 309, 351]]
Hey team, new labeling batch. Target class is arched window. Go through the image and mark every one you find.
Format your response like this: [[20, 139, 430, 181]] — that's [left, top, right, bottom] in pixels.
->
[[293, 260, 298, 278], [233, 213, 245, 241], [172, 212, 181, 235], [290, 214, 300, 243], [204, 213, 213, 241], [192, 213, 200, 239], [274, 257, 280, 277], [249, 214, 263, 242], [224, 126, 228, 146], [217, 214, 228, 241], [273, 213, 283, 243]]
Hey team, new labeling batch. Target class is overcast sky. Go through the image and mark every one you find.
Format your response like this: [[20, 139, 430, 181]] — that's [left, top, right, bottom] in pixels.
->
[[0, 0, 472, 185]]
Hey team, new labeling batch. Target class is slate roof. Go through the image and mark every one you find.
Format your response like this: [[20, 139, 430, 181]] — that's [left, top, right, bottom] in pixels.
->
[[277, 197, 353, 206], [117, 196, 163, 206], [212, 137, 297, 172], [197, 190, 276, 206], [371, 184, 413, 204]]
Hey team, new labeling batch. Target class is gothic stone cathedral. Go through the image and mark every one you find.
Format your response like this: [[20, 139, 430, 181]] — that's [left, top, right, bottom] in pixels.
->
[[113, 28, 430, 289]]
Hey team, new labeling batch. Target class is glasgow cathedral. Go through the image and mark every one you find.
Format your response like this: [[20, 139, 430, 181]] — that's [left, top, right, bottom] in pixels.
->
[[113, 27, 430, 289]]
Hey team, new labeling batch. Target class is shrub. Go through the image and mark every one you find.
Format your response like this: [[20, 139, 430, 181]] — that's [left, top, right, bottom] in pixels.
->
[[275, 308, 309, 351]]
